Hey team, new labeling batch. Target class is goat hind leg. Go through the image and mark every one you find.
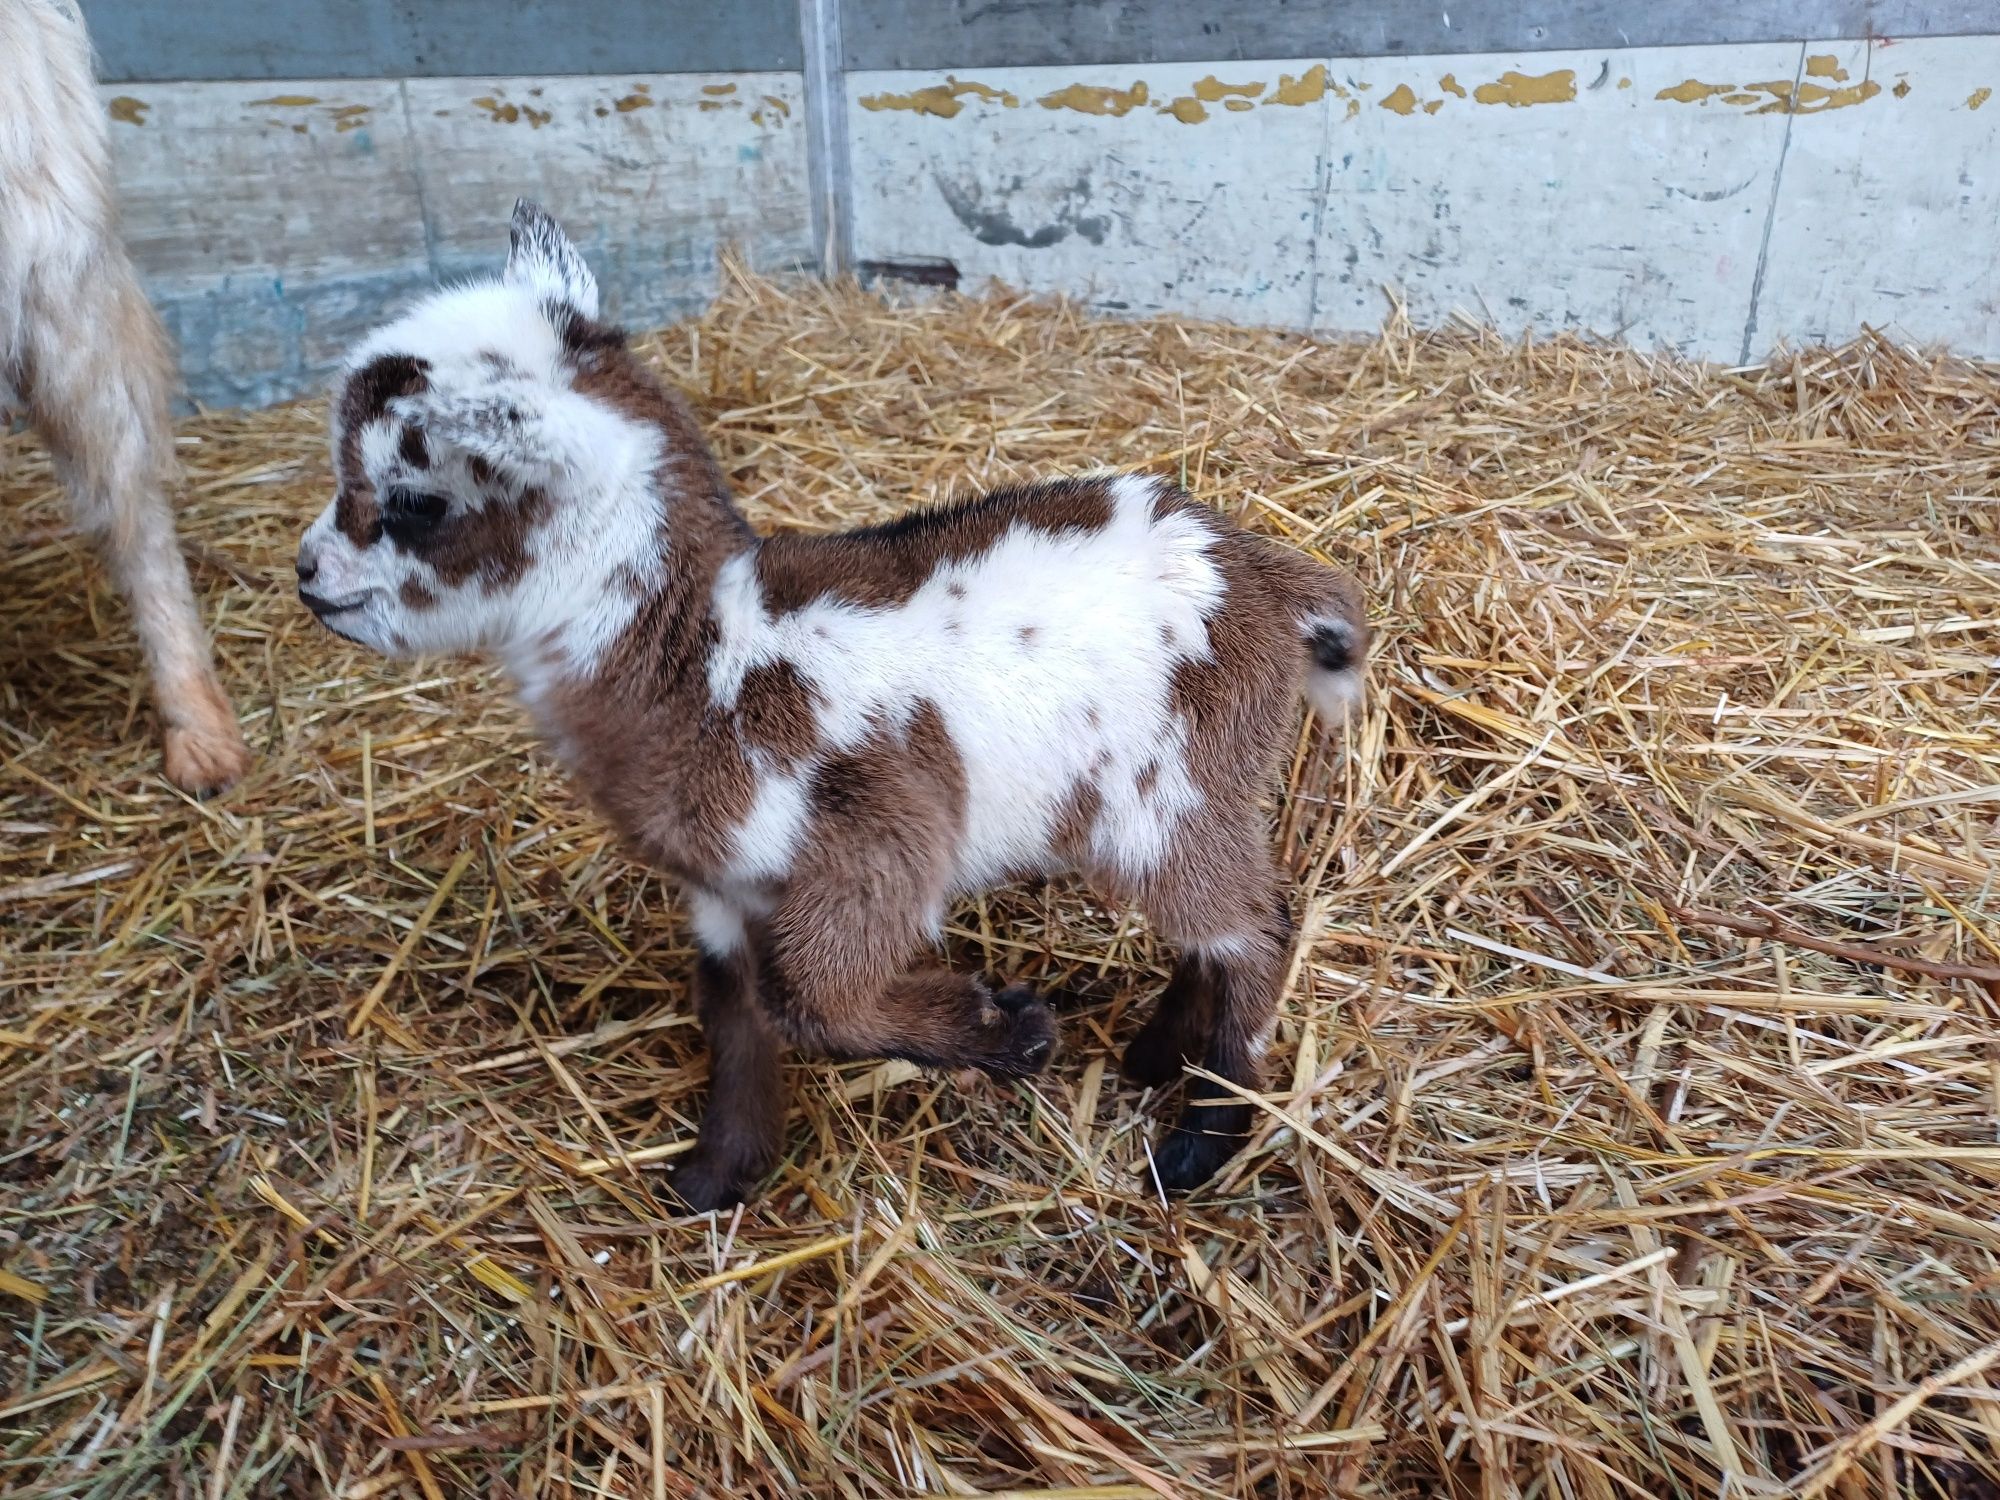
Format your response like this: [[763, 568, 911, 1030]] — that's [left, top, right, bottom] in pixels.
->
[[25, 268, 248, 793], [1135, 852, 1294, 1192]]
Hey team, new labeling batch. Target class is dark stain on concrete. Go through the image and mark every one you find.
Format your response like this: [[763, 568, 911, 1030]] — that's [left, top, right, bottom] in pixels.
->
[[933, 171, 1110, 249]]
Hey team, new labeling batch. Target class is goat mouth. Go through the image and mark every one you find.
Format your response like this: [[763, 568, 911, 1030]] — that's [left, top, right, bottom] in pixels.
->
[[299, 588, 375, 643], [299, 587, 370, 617]]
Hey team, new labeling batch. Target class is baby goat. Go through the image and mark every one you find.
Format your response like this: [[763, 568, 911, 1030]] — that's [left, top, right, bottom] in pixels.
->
[[297, 202, 1368, 1208], [1, 0, 249, 792]]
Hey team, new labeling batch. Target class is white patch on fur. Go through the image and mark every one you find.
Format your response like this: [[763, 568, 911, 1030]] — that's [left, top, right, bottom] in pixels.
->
[[730, 765, 811, 884], [705, 471, 1226, 889], [686, 889, 747, 955], [706, 551, 769, 705], [1194, 933, 1254, 962]]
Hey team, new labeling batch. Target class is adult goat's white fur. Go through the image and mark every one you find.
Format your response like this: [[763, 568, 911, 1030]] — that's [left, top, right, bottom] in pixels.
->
[[1, 0, 249, 792]]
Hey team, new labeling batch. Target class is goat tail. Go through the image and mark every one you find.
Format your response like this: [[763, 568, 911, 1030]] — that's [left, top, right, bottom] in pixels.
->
[[1259, 543, 1370, 732]]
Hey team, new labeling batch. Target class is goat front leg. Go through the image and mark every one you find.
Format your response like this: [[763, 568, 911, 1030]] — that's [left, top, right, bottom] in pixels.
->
[[24, 270, 249, 793], [672, 896, 787, 1212], [758, 884, 1058, 1078]]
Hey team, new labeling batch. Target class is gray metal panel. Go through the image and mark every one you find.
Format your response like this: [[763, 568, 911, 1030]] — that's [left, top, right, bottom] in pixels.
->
[[841, 1, 2000, 70], [80, 0, 803, 82], [799, 0, 853, 272]]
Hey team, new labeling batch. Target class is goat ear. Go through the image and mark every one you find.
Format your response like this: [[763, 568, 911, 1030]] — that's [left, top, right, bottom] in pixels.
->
[[505, 198, 600, 319]]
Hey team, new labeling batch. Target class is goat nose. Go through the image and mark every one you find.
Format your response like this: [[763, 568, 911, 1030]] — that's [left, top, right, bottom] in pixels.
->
[[295, 552, 318, 585]]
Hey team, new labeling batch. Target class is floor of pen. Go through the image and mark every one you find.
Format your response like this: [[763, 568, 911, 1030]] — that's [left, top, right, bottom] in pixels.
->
[[4, 265, 1999, 1497]]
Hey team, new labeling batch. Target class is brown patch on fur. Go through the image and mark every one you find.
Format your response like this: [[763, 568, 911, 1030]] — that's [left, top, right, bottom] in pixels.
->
[[1017, 624, 1038, 647], [559, 309, 747, 550], [398, 425, 430, 469], [903, 701, 965, 831], [333, 354, 429, 546], [736, 660, 821, 764], [550, 611, 755, 882], [805, 704, 965, 837], [532, 314, 771, 879], [1165, 521, 1356, 802], [404, 485, 552, 591], [1048, 777, 1104, 864], [399, 577, 439, 611], [755, 477, 1116, 612]]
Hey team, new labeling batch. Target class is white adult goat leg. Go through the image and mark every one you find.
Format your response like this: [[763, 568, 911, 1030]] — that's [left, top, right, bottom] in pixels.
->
[[1, 0, 249, 792]]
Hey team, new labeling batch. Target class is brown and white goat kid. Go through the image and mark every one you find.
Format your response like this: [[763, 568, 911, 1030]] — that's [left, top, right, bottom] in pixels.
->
[[297, 202, 1367, 1208], [1, 0, 249, 792]]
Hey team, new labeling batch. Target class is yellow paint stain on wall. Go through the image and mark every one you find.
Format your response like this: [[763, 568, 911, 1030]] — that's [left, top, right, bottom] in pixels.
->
[[250, 94, 321, 107], [1473, 69, 1575, 107], [762, 94, 791, 117], [1038, 81, 1147, 115], [1438, 72, 1466, 98], [1804, 54, 1849, 82], [1656, 79, 1736, 103], [697, 98, 742, 111], [1780, 78, 1882, 113], [952, 78, 1018, 104], [1379, 83, 1419, 115], [1656, 73, 1884, 115], [1190, 75, 1264, 102], [614, 92, 654, 111], [702, 83, 737, 95], [1970, 87, 1993, 109], [1618, 77, 1632, 89], [1162, 95, 1208, 124], [1422, 98, 1443, 115], [1268, 64, 1328, 106], [107, 95, 148, 125], [473, 96, 553, 127], [864, 76, 1020, 118], [1892, 79, 1911, 97], [1224, 98, 1254, 112]]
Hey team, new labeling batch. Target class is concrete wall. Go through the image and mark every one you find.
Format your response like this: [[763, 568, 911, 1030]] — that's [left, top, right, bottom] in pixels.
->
[[68, 2, 2000, 407], [845, 37, 2000, 362], [102, 75, 811, 408], [81, 0, 813, 408]]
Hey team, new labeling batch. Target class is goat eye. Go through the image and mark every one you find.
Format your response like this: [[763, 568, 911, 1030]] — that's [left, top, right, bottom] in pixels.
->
[[381, 486, 448, 535]]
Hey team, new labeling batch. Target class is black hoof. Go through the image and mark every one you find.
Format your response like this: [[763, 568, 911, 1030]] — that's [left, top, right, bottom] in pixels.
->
[[982, 987, 1059, 1077], [671, 1149, 761, 1213], [1151, 1123, 1246, 1193]]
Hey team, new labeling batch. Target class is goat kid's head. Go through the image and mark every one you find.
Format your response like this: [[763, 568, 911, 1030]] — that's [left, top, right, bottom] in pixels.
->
[[296, 201, 664, 667]]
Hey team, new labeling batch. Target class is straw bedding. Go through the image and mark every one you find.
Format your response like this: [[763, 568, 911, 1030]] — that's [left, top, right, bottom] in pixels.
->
[[3, 266, 1998, 1499]]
